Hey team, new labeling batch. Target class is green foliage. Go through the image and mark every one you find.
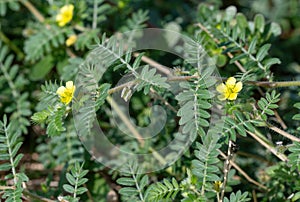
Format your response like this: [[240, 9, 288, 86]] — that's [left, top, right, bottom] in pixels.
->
[[24, 25, 68, 61], [256, 90, 280, 121], [121, 9, 149, 31], [0, 0, 19, 16], [288, 142, 300, 171], [198, 5, 281, 78], [85, 0, 112, 29], [0, 42, 31, 134], [1, 1, 300, 201], [263, 163, 300, 201], [36, 123, 84, 168], [176, 73, 214, 140], [61, 162, 89, 202], [145, 178, 180, 202], [223, 190, 250, 202], [222, 111, 255, 141], [192, 133, 221, 196], [293, 94, 300, 131], [0, 115, 28, 201], [117, 160, 149, 202]]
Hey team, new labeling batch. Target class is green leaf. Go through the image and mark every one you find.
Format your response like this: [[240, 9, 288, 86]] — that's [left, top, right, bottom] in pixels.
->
[[139, 175, 149, 190], [254, 14, 265, 33], [256, 44, 271, 62], [13, 153, 23, 167], [119, 187, 138, 196], [248, 37, 257, 54], [76, 187, 88, 195], [269, 22, 282, 37], [225, 6, 237, 21], [63, 184, 75, 194], [230, 53, 248, 64], [66, 173, 76, 186], [263, 58, 281, 69], [29, 55, 54, 81], [236, 13, 248, 29], [0, 163, 12, 171], [117, 177, 136, 186]]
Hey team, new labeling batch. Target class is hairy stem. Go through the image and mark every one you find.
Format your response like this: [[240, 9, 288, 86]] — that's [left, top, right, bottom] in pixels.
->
[[218, 150, 267, 190], [220, 140, 234, 200]]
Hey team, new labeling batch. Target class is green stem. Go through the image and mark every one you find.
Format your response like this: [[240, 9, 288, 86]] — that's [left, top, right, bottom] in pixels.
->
[[92, 0, 98, 29], [248, 81, 300, 88], [0, 31, 24, 60]]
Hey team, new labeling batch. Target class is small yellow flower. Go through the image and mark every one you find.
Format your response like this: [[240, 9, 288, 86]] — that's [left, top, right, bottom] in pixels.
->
[[213, 181, 223, 192], [56, 81, 76, 105], [65, 35, 77, 46], [216, 77, 242, 101], [56, 4, 74, 27]]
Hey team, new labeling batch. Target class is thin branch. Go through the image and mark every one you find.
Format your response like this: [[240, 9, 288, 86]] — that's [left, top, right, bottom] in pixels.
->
[[106, 95, 145, 146], [268, 124, 300, 143], [108, 81, 136, 94], [218, 150, 267, 190], [0, 31, 24, 59], [247, 80, 300, 88], [220, 140, 234, 200], [84, 184, 94, 202], [92, 0, 98, 29], [23, 189, 56, 202], [247, 130, 288, 162], [274, 110, 287, 130], [20, 0, 45, 23], [149, 88, 177, 113], [0, 186, 15, 190], [106, 96, 169, 170], [133, 53, 172, 76]]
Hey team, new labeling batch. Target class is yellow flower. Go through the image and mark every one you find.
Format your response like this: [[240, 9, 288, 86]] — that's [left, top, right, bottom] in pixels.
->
[[213, 181, 223, 192], [56, 81, 76, 105], [65, 35, 77, 46], [56, 4, 74, 27], [216, 77, 242, 101]]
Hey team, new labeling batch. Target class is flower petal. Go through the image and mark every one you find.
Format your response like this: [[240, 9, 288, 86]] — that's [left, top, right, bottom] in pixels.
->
[[56, 14, 62, 21], [226, 77, 236, 88], [233, 81, 243, 93], [216, 83, 226, 93], [56, 86, 66, 96], [228, 93, 238, 100], [60, 4, 74, 13], [218, 94, 226, 100], [66, 81, 74, 89]]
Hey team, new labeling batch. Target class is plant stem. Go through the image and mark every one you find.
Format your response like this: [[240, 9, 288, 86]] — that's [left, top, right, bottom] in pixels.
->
[[23, 189, 56, 202], [220, 140, 234, 200], [106, 95, 145, 146], [218, 150, 267, 190], [247, 130, 288, 161], [133, 53, 172, 76], [0, 31, 24, 60], [20, 0, 45, 23], [267, 124, 300, 142], [248, 80, 300, 88], [106, 96, 170, 171], [92, 0, 98, 29]]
